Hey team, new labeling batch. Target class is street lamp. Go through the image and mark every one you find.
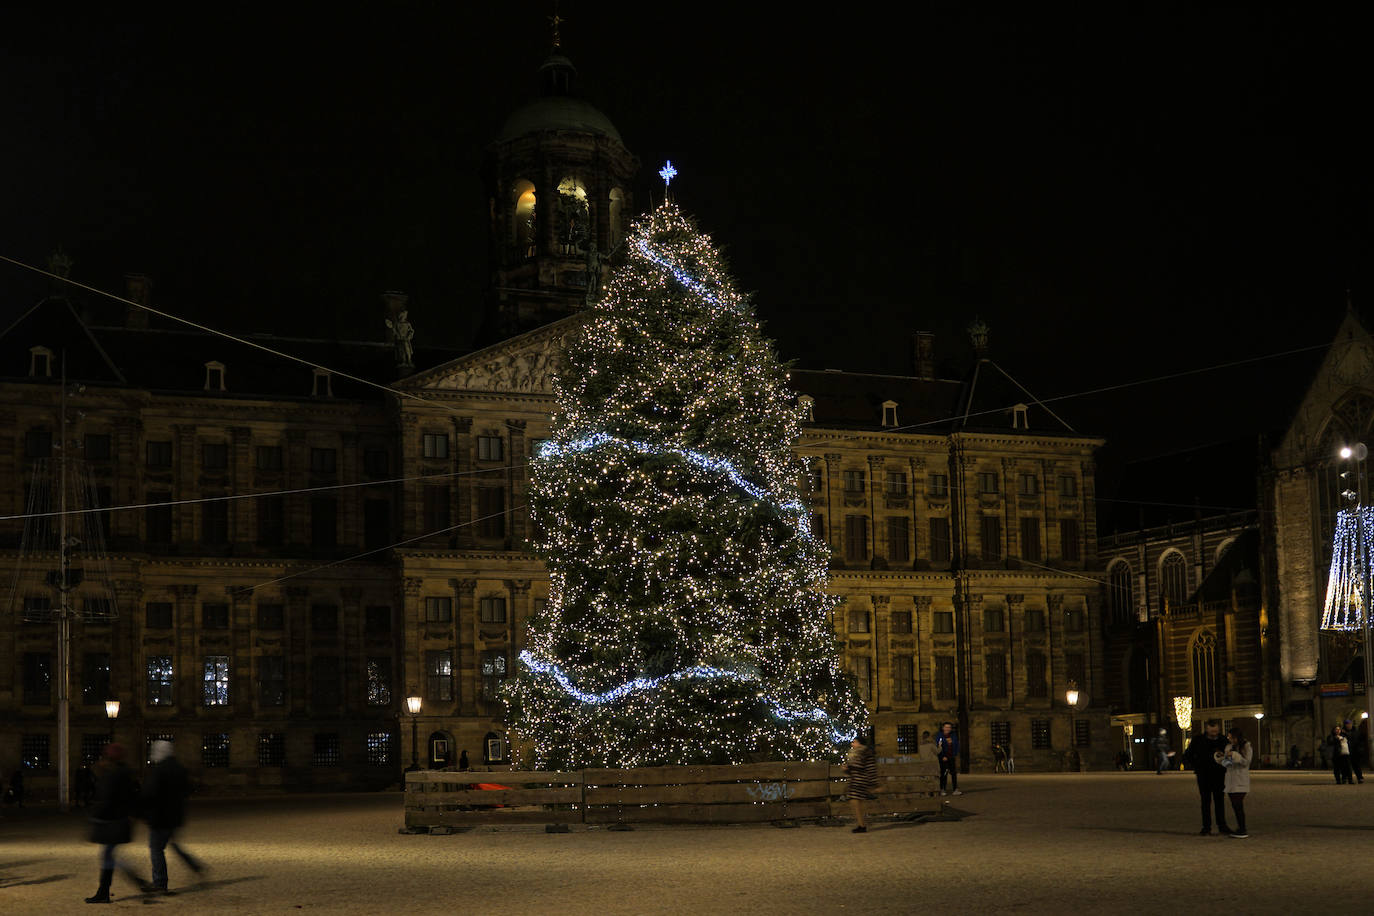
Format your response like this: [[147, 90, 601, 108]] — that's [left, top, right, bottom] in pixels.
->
[[1066, 680, 1080, 708], [405, 695, 422, 771], [1254, 713, 1265, 769], [104, 698, 120, 720], [1173, 696, 1193, 768]]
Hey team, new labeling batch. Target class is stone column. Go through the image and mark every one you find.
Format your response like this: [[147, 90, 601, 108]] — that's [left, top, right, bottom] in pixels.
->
[[824, 454, 842, 560], [1047, 593, 1065, 707], [868, 456, 886, 568], [171, 584, 198, 715], [455, 578, 477, 716], [339, 433, 360, 549], [285, 430, 309, 551], [231, 426, 253, 553], [873, 594, 891, 711], [1006, 593, 1025, 705], [173, 424, 197, 542], [913, 595, 933, 710], [451, 417, 473, 547], [231, 588, 253, 708], [113, 416, 142, 544], [506, 420, 527, 549], [285, 585, 310, 715], [340, 586, 364, 717]]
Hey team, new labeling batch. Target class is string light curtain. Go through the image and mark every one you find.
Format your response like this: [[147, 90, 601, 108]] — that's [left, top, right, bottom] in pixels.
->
[[503, 201, 866, 768], [1323, 506, 1374, 631]]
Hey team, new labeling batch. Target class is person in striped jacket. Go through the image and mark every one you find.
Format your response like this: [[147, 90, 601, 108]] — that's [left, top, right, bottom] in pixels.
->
[[844, 738, 878, 833]]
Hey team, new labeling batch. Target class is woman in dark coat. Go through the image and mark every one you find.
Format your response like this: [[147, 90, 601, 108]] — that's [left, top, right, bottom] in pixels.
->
[[85, 743, 147, 904], [844, 737, 878, 833]]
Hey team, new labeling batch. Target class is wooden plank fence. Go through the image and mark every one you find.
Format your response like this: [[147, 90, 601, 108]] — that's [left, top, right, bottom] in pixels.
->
[[404, 760, 936, 828]]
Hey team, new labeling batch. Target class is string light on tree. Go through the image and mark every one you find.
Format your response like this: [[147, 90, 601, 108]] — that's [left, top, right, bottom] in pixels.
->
[[503, 197, 866, 768]]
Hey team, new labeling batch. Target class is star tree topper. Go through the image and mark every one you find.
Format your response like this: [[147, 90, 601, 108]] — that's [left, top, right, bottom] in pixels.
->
[[659, 160, 678, 190]]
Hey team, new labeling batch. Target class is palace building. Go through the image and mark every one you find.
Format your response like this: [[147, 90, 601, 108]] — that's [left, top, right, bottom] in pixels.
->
[[0, 43, 1111, 797]]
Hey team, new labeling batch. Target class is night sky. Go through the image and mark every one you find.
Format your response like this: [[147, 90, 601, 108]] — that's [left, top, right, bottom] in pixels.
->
[[4, 5, 1372, 512]]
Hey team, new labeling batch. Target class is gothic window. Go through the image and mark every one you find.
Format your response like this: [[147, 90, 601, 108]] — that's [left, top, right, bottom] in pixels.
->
[[1160, 551, 1188, 612], [1108, 560, 1134, 623], [1191, 630, 1218, 709]]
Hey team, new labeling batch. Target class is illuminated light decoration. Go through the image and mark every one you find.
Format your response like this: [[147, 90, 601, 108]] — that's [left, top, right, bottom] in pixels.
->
[[631, 237, 729, 308], [519, 651, 857, 743], [658, 160, 678, 187], [1323, 506, 1374, 631]]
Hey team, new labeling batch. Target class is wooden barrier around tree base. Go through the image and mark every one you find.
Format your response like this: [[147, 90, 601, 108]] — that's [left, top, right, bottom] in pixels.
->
[[403, 761, 937, 828]]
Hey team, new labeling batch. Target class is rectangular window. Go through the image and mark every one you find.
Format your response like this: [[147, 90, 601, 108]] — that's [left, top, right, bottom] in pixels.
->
[[83, 597, 114, 621], [885, 471, 907, 496], [202, 733, 230, 768], [423, 486, 451, 532], [256, 445, 284, 470], [844, 515, 867, 562], [978, 471, 999, 495], [929, 517, 951, 563], [422, 433, 449, 459], [843, 469, 864, 493], [310, 448, 337, 474], [203, 655, 230, 706], [981, 515, 1002, 562], [933, 610, 955, 634], [481, 650, 508, 701], [896, 724, 919, 754], [366, 732, 393, 766], [313, 733, 341, 767], [848, 608, 870, 633], [26, 427, 53, 459], [365, 605, 391, 633], [985, 653, 1007, 698], [477, 436, 504, 461], [257, 495, 285, 546], [984, 607, 1004, 632], [1020, 517, 1041, 563], [259, 655, 286, 707], [890, 609, 913, 634], [1032, 719, 1052, 750], [477, 488, 506, 538], [1058, 475, 1078, 498], [1017, 473, 1038, 496], [424, 596, 452, 623], [81, 653, 111, 706], [991, 720, 1011, 750], [311, 497, 338, 547], [202, 603, 229, 629], [1025, 608, 1045, 633], [258, 732, 287, 767], [364, 448, 390, 478], [257, 603, 284, 630], [367, 657, 393, 706], [893, 655, 915, 701], [1060, 519, 1081, 561], [311, 604, 338, 631], [146, 656, 174, 706], [202, 442, 229, 469], [146, 440, 172, 468], [23, 653, 52, 705], [426, 650, 453, 702], [1065, 607, 1085, 632], [480, 596, 507, 624], [202, 500, 229, 545], [364, 499, 391, 550], [1074, 719, 1091, 748], [312, 656, 341, 709], [23, 595, 52, 623], [1026, 652, 1048, 698], [851, 656, 872, 703], [21, 734, 51, 770], [82, 733, 111, 765], [888, 516, 910, 562], [146, 492, 173, 543], [934, 656, 956, 700], [928, 473, 949, 498], [1066, 652, 1087, 687], [808, 465, 824, 493], [85, 433, 112, 461], [146, 601, 173, 629]]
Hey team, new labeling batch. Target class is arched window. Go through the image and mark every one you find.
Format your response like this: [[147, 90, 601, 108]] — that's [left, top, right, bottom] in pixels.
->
[[1191, 630, 1218, 709], [512, 180, 536, 258], [1160, 551, 1188, 613], [1108, 560, 1134, 623], [557, 176, 589, 255]]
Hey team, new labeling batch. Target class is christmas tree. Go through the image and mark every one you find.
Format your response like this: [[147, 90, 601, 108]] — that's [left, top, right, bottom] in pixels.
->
[[503, 199, 866, 768]]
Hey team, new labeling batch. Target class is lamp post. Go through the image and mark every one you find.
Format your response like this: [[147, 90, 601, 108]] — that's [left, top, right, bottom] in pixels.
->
[[405, 696, 422, 772], [1065, 681, 1081, 772], [1254, 712, 1264, 769]]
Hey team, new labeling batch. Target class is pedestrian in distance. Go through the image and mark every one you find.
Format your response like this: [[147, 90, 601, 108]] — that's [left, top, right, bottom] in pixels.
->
[[1330, 726, 1354, 785], [1182, 719, 1232, 836], [1153, 728, 1175, 774], [85, 743, 149, 904], [1215, 726, 1253, 838], [458, 749, 470, 771], [1344, 719, 1364, 784], [141, 740, 206, 895], [843, 737, 878, 833], [936, 721, 963, 796]]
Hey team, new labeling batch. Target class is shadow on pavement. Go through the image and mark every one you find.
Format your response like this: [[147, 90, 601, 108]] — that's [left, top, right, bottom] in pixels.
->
[[1074, 826, 1196, 836], [1299, 824, 1374, 831], [0, 873, 71, 888]]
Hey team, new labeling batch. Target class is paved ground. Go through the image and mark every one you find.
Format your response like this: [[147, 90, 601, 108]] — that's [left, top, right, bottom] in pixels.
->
[[1, 771, 1371, 914]]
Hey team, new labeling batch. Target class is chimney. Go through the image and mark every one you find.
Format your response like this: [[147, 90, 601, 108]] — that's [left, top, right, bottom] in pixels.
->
[[124, 274, 151, 329], [913, 331, 935, 381]]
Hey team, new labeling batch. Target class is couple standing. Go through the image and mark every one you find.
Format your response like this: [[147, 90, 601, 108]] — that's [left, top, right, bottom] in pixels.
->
[[1182, 719, 1252, 838]]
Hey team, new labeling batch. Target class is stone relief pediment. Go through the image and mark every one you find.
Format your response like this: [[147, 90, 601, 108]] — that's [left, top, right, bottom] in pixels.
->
[[410, 333, 566, 395]]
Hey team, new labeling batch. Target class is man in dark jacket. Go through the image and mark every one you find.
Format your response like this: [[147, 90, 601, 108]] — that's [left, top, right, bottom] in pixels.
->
[[86, 743, 147, 904], [1182, 719, 1232, 835], [936, 721, 962, 796], [141, 740, 205, 895]]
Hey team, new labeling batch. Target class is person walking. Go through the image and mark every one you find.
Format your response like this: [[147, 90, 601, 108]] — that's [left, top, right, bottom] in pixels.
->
[[1182, 719, 1232, 835], [141, 740, 205, 895], [843, 737, 878, 833], [1330, 726, 1354, 785], [1216, 726, 1253, 838], [1153, 728, 1175, 774], [1344, 719, 1364, 784], [936, 722, 962, 796], [85, 743, 148, 904]]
